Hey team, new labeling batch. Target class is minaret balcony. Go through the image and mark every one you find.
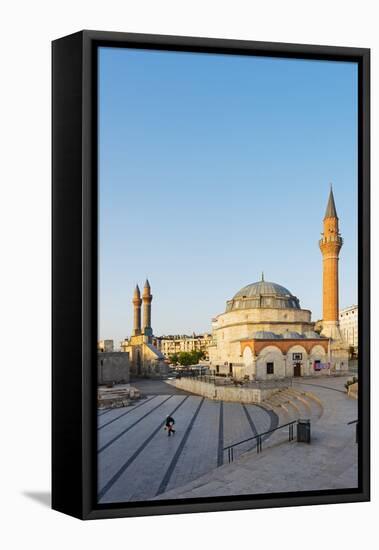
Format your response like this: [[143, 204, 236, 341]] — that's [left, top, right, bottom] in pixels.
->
[[319, 235, 343, 246]]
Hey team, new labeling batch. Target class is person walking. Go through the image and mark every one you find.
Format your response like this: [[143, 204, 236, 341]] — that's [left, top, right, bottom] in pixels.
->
[[165, 415, 176, 437]]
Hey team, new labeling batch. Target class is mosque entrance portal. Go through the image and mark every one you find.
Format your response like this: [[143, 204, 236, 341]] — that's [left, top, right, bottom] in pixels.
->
[[293, 363, 302, 377]]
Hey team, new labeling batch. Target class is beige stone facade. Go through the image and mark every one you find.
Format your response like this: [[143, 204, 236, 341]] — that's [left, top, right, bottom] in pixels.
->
[[121, 334, 167, 376], [98, 339, 114, 352], [239, 339, 329, 380], [208, 282, 329, 380], [339, 305, 358, 350], [157, 333, 213, 360], [120, 281, 168, 377]]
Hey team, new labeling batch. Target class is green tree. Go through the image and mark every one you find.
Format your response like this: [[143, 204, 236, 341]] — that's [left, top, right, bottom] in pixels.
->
[[176, 350, 205, 366], [169, 353, 179, 365], [190, 350, 205, 363], [177, 352, 194, 366]]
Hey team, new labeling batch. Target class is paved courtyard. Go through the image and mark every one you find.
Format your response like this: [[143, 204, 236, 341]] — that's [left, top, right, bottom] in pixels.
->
[[97, 376, 358, 504], [97, 380, 277, 503]]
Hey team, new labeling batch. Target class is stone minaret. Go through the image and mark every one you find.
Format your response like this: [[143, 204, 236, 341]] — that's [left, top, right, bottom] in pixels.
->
[[142, 279, 153, 338], [132, 285, 142, 336], [319, 186, 343, 339]]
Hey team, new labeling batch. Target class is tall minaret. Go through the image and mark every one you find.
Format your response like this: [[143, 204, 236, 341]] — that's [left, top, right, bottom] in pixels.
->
[[319, 186, 343, 339], [142, 279, 153, 339], [132, 285, 142, 336]]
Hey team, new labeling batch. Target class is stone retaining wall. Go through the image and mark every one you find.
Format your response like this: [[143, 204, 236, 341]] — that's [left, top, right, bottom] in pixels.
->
[[98, 352, 130, 385], [347, 382, 358, 400], [175, 378, 282, 403]]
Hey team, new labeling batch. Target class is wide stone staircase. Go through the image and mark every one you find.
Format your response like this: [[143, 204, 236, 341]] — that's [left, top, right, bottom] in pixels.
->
[[262, 387, 323, 424], [224, 387, 323, 460], [243, 387, 322, 454]]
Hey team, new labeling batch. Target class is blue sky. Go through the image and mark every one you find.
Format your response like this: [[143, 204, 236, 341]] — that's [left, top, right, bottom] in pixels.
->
[[98, 47, 358, 345]]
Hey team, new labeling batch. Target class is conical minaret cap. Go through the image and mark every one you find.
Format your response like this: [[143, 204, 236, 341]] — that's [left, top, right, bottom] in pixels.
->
[[324, 186, 338, 219], [143, 279, 152, 296], [133, 284, 141, 298]]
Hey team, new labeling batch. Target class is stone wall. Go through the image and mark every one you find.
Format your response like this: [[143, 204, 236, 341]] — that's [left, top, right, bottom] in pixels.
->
[[175, 377, 281, 403], [347, 382, 358, 400], [98, 339, 114, 352], [98, 352, 130, 385]]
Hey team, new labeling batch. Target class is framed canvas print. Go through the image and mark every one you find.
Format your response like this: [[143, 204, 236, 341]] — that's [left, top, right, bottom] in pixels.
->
[[52, 30, 370, 520]]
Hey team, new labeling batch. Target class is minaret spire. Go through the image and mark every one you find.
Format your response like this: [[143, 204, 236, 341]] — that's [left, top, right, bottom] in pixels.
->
[[324, 184, 338, 219]]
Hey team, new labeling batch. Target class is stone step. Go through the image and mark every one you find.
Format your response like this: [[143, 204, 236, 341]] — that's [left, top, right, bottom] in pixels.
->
[[249, 390, 321, 453], [268, 393, 290, 404], [282, 392, 310, 418], [284, 389, 323, 421], [282, 399, 303, 421], [260, 399, 295, 425], [266, 392, 301, 414]]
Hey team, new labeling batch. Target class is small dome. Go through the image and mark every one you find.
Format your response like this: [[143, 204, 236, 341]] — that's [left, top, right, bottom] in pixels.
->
[[282, 331, 304, 339], [226, 279, 300, 312], [252, 331, 281, 339]]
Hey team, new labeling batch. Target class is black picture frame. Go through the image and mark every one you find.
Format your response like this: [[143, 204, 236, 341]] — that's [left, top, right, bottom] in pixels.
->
[[52, 30, 370, 520]]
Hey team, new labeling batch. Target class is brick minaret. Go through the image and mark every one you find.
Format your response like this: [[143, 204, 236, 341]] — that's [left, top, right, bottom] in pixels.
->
[[142, 279, 153, 339], [319, 186, 343, 339], [132, 285, 142, 335]]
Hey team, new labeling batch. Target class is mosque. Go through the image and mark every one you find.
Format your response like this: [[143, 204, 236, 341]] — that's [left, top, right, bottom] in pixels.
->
[[208, 187, 349, 380], [120, 280, 168, 376]]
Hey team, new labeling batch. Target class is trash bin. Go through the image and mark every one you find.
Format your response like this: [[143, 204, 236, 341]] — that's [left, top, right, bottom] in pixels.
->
[[297, 419, 311, 443]]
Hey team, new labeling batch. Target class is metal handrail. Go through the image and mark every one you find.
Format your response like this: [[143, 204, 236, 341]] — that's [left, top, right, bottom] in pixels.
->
[[224, 420, 297, 462]]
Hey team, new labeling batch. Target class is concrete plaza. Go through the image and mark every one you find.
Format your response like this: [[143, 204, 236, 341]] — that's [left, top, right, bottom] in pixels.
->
[[97, 376, 358, 504]]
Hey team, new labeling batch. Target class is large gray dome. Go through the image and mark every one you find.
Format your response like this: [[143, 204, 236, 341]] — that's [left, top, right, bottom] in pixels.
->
[[233, 281, 294, 300], [226, 279, 300, 312]]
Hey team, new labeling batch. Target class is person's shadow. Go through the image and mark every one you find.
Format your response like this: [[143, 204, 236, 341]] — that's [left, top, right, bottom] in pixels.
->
[[22, 491, 51, 508]]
